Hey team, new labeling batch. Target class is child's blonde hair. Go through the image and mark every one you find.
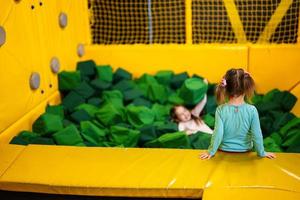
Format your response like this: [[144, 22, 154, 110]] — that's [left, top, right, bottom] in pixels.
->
[[216, 68, 255, 104]]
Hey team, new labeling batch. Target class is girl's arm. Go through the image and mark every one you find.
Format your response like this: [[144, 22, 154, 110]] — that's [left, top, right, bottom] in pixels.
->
[[250, 107, 266, 157], [191, 94, 207, 117], [207, 107, 224, 156]]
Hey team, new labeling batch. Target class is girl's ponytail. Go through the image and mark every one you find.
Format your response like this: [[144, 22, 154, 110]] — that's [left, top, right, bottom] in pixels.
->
[[216, 78, 227, 104], [243, 72, 255, 103]]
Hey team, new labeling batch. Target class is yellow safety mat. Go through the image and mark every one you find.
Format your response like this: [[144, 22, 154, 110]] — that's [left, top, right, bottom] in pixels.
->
[[0, 144, 299, 199], [0, 144, 25, 177]]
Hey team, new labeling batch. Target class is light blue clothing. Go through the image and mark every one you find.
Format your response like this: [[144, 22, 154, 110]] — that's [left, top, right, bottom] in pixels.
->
[[208, 103, 266, 157]]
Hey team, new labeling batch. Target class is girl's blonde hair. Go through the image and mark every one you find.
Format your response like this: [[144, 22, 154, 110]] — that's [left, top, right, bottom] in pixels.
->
[[216, 68, 255, 104]]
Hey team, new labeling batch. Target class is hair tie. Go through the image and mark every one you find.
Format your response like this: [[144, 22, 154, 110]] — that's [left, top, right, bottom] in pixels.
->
[[244, 71, 250, 77], [221, 78, 227, 87]]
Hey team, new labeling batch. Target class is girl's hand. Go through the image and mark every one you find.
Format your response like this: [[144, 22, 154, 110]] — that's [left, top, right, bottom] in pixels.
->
[[265, 152, 276, 159], [204, 78, 208, 84], [185, 130, 195, 135], [199, 152, 212, 160]]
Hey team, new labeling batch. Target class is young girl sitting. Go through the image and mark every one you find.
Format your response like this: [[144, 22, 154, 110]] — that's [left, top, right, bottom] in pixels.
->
[[171, 79, 213, 135], [200, 68, 276, 159]]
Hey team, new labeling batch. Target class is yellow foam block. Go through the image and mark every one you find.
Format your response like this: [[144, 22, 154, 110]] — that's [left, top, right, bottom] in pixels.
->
[[0, 145, 299, 198]]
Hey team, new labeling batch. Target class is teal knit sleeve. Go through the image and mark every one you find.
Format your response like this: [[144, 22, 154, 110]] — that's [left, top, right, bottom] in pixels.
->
[[250, 107, 266, 157], [208, 107, 224, 156]]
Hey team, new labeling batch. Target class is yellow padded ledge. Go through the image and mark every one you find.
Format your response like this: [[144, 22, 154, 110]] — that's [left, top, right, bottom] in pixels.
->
[[0, 145, 299, 199], [0, 144, 25, 178], [203, 188, 300, 200], [204, 152, 300, 198], [0, 145, 210, 198]]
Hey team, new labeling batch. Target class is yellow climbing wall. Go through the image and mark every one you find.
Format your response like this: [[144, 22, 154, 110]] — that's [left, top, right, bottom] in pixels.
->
[[0, 0, 90, 134]]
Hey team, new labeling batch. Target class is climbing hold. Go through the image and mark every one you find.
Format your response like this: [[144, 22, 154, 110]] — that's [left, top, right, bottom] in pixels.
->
[[77, 43, 85, 57], [50, 57, 60, 74], [0, 26, 6, 46], [59, 12, 68, 28], [29, 72, 41, 90]]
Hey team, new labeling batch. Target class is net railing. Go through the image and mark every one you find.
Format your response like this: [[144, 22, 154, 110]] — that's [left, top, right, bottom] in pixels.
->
[[89, 0, 300, 44]]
